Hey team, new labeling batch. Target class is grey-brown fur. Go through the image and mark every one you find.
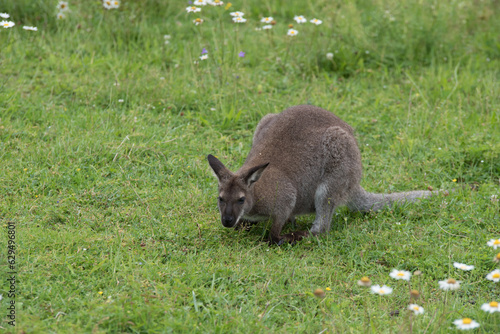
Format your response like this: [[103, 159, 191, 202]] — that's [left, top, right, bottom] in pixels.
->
[[208, 105, 433, 244]]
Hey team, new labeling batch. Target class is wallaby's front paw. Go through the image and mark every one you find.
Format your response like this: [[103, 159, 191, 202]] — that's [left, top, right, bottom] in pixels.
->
[[235, 219, 259, 231], [269, 235, 285, 246]]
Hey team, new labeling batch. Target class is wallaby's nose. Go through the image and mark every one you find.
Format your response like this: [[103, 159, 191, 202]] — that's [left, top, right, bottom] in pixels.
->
[[222, 216, 234, 227]]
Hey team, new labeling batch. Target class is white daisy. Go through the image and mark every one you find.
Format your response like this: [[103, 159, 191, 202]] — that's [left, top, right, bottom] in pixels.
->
[[261, 17, 273, 23], [199, 54, 208, 60], [408, 304, 424, 315], [370, 284, 393, 295], [186, 6, 201, 13], [193, 0, 207, 5], [56, 12, 66, 20], [1, 20, 15, 28], [0, 13, 9, 19], [438, 278, 461, 290], [310, 18, 322, 25], [287, 28, 298, 36], [481, 301, 500, 313], [209, 0, 224, 6], [57, 1, 69, 12], [230, 11, 244, 17], [23, 26, 38, 31], [262, 25, 272, 30], [232, 16, 246, 23], [357, 276, 372, 287], [164, 34, 171, 40], [486, 269, 500, 282], [193, 18, 204, 25], [487, 238, 500, 249], [111, 0, 120, 8], [294, 15, 306, 23], [453, 318, 480, 330], [103, 0, 114, 9], [326, 52, 334, 60], [453, 262, 474, 271], [389, 269, 412, 281]]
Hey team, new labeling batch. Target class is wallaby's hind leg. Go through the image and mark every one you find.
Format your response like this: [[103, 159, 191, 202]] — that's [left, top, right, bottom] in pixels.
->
[[310, 126, 362, 235], [310, 183, 337, 235]]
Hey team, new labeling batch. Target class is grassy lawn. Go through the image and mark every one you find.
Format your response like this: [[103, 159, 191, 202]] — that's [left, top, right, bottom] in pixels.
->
[[1, 0, 500, 332]]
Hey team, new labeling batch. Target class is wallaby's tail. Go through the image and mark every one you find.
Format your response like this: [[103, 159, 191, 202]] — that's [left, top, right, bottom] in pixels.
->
[[347, 186, 434, 212]]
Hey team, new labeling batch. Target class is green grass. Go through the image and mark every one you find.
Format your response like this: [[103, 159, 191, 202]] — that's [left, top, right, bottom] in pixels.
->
[[1, 0, 500, 332]]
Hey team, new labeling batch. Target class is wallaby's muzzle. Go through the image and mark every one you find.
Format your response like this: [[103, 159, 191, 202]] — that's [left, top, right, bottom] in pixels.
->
[[221, 215, 235, 228]]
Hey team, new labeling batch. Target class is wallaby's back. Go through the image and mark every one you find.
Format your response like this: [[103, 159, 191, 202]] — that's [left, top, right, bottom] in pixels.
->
[[242, 105, 361, 199], [245, 105, 355, 167]]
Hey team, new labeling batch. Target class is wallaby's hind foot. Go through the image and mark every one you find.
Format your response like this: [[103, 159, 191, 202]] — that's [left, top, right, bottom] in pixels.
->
[[270, 230, 310, 246]]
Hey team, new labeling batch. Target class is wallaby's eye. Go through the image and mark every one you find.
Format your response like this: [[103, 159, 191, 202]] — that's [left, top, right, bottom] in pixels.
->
[[238, 197, 245, 204], [218, 196, 224, 202]]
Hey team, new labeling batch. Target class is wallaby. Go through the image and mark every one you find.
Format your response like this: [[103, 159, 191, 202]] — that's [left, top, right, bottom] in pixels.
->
[[207, 105, 434, 244]]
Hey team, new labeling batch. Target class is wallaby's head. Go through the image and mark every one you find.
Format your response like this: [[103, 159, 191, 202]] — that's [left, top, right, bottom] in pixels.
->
[[207, 154, 269, 228]]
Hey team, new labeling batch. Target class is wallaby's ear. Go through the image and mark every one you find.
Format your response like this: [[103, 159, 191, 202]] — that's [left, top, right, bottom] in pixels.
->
[[207, 154, 232, 181], [243, 162, 269, 186]]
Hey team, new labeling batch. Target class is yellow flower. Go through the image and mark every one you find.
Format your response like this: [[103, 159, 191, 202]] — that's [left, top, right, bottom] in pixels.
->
[[98, 291, 103, 295], [325, 287, 331, 291], [224, 2, 232, 10], [452, 179, 457, 182]]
